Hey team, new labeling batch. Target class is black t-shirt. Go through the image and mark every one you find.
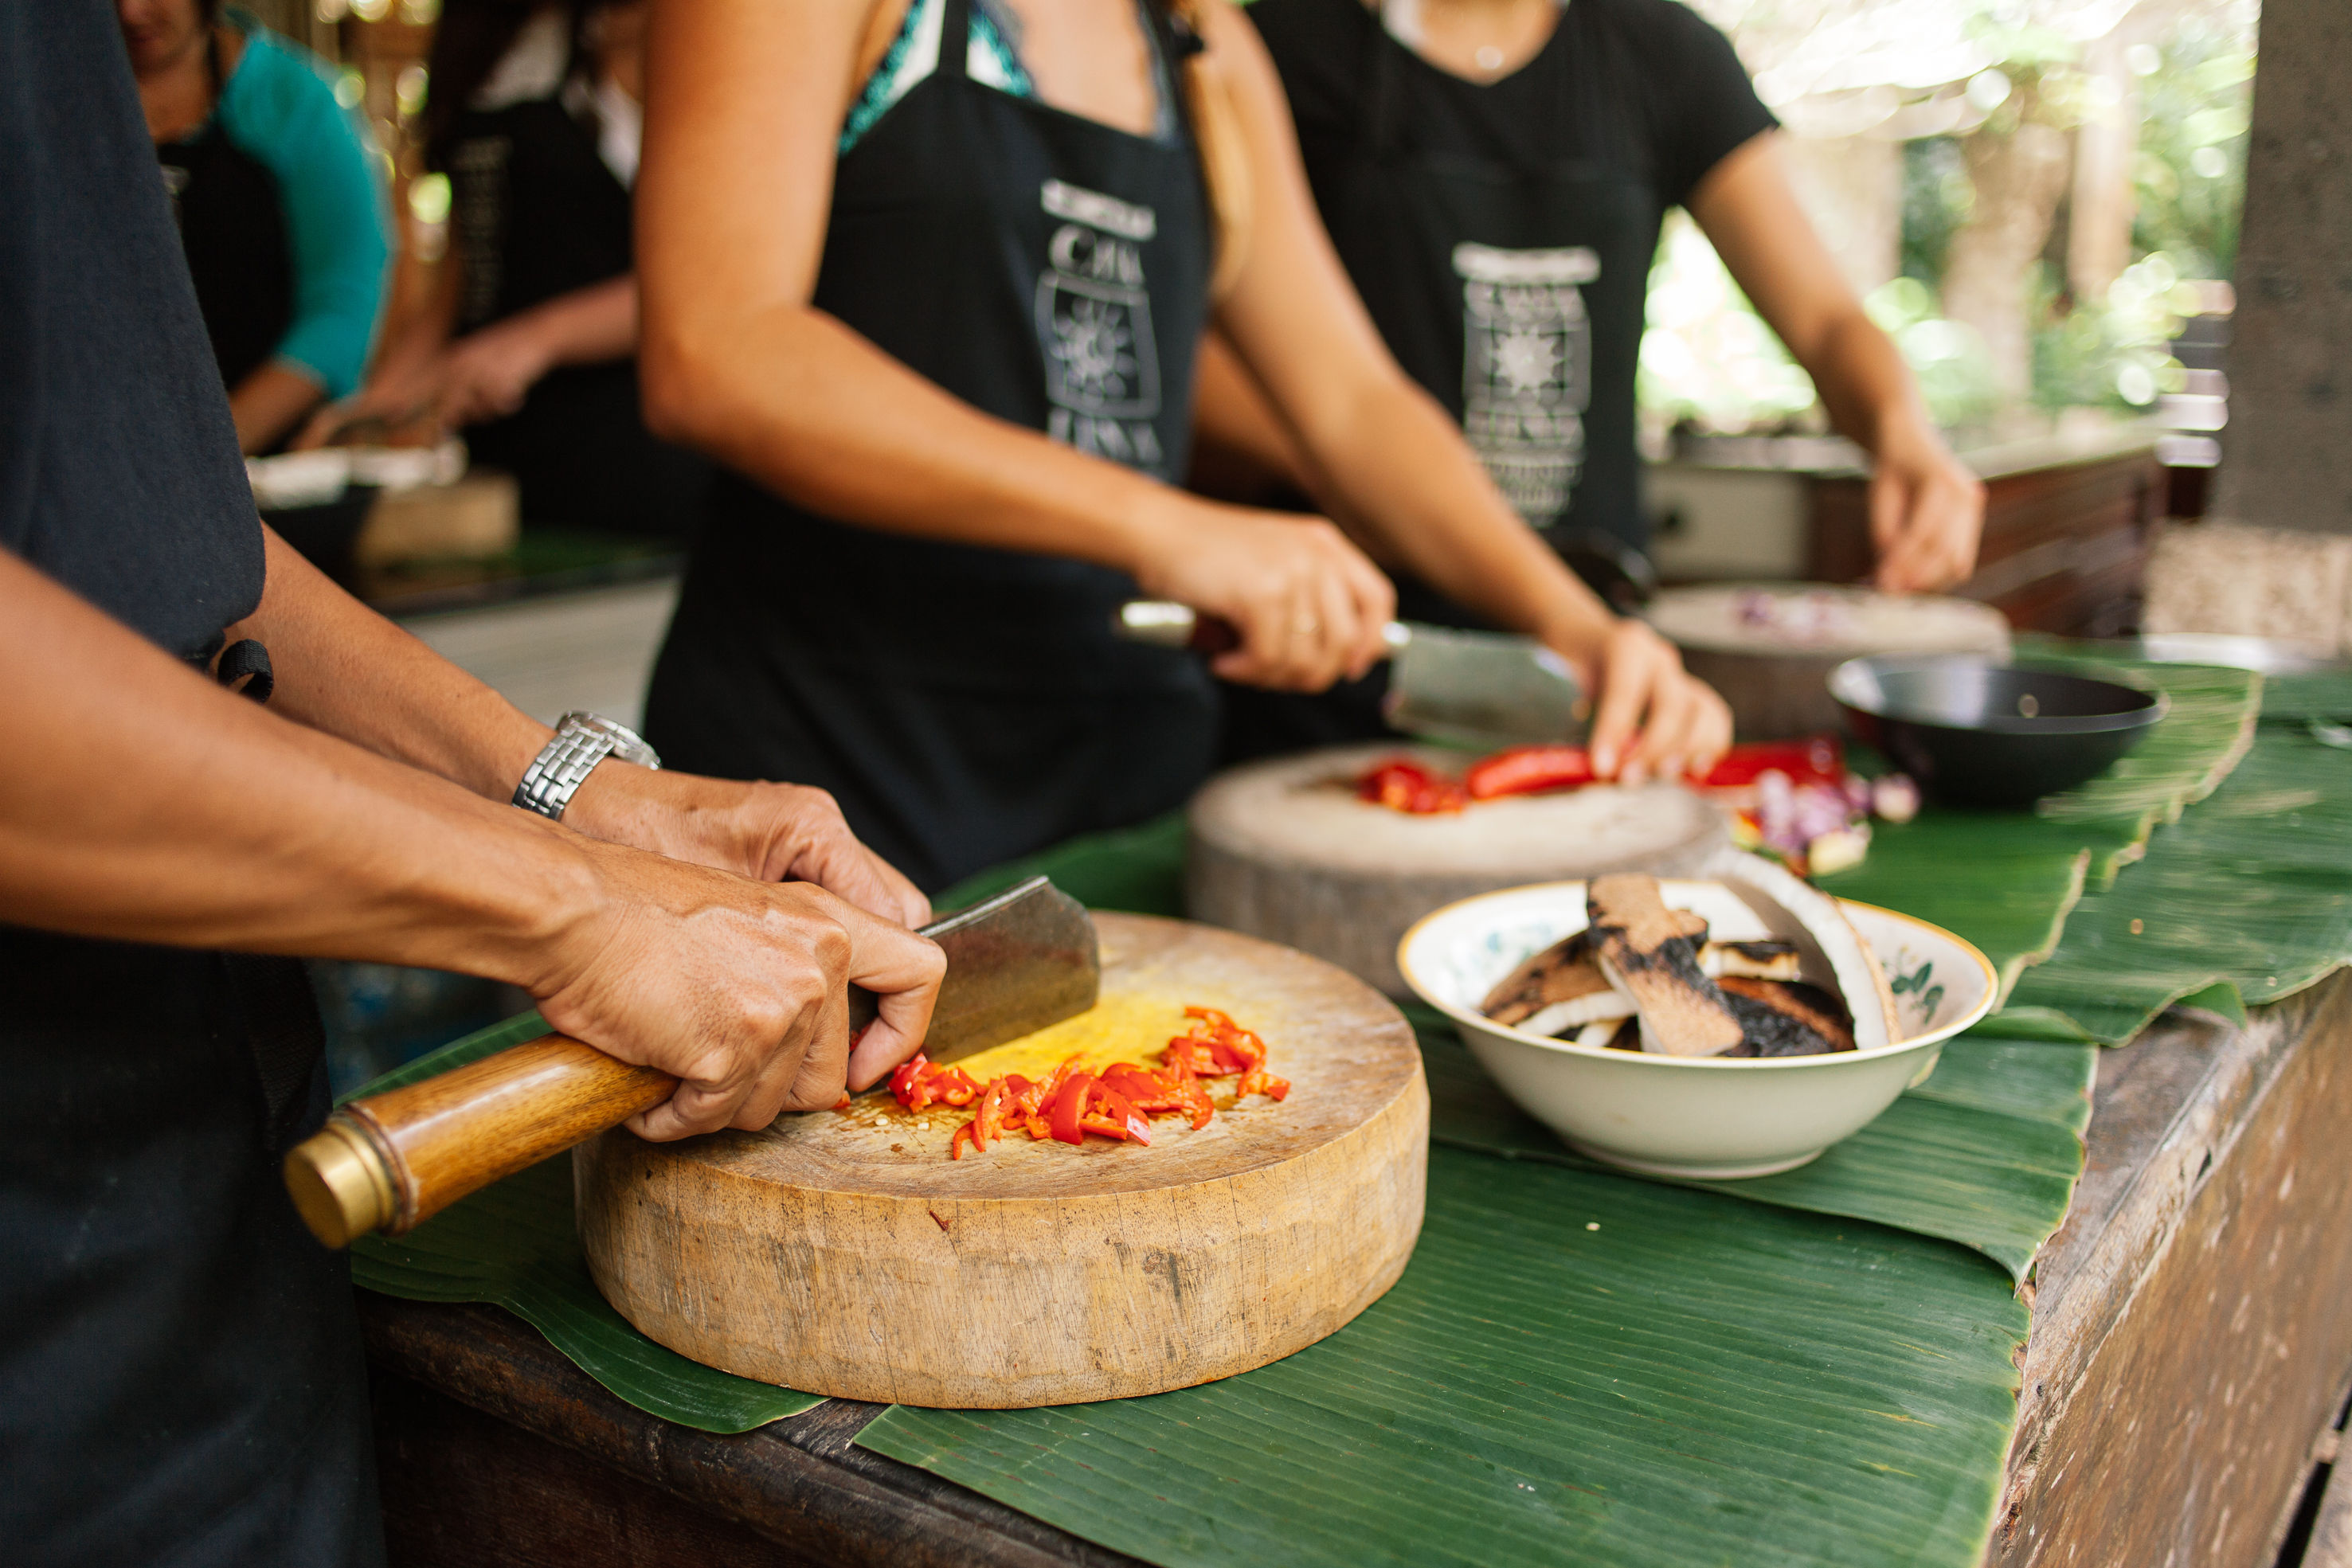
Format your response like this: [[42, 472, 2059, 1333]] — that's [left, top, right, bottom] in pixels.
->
[[1250, 0, 1777, 209], [0, 0, 262, 654], [0, 7, 378, 1566]]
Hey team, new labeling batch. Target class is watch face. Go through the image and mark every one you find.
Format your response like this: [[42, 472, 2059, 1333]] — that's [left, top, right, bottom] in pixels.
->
[[567, 714, 659, 770]]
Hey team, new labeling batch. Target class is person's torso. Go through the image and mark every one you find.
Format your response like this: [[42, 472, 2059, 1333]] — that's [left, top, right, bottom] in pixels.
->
[[1254, 0, 1665, 552], [446, 93, 635, 333], [160, 114, 295, 391], [695, 0, 1215, 690], [2, 7, 373, 1565]]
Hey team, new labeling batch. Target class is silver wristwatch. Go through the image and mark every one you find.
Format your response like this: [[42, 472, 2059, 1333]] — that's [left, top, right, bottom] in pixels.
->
[[512, 712, 661, 821]]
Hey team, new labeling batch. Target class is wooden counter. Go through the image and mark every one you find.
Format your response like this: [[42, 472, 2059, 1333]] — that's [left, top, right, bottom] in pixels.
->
[[358, 971, 2352, 1568]]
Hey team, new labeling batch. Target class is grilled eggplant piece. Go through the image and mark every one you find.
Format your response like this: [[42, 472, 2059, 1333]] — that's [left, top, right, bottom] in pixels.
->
[[1719, 976, 1856, 1057], [1587, 874, 1743, 1058], [1480, 929, 1637, 1036]]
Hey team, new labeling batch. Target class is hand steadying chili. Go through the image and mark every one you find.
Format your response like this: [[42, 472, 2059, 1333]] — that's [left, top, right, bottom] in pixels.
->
[[884, 1007, 1289, 1159]]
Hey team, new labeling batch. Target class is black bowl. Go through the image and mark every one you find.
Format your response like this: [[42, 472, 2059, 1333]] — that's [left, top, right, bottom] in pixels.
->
[[1828, 655, 2167, 807]]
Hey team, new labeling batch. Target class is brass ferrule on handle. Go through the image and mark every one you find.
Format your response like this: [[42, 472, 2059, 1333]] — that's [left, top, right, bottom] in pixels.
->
[[283, 1033, 676, 1249]]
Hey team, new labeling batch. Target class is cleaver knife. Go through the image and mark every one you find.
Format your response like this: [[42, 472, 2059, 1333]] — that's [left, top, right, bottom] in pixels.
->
[[285, 876, 1098, 1248], [1114, 600, 1585, 749]]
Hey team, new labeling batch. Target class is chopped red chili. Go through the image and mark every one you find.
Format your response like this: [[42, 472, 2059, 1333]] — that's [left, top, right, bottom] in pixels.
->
[[884, 1006, 1287, 1158], [1690, 737, 1845, 790], [1463, 744, 1595, 800], [1356, 759, 1469, 815]]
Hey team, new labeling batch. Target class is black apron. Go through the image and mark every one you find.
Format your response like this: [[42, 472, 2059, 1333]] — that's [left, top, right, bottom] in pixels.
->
[[1218, 6, 1663, 763], [644, 0, 1215, 893], [444, 95, 709, 538], [158, 92, 295, 394]]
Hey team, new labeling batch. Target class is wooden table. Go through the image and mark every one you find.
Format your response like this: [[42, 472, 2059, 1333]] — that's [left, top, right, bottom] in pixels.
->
[[361, 972, 2352, 1568]]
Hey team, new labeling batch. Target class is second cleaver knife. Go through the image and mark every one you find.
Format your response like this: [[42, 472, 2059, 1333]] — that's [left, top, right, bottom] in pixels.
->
[[285, 876, 1099, 1247], [1114, 600, 1585, 749]]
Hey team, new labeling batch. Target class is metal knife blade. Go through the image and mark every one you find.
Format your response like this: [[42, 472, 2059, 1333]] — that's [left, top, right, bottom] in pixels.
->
[[847, 875, 1100, 1068], [1113, 600, 1583, 749]]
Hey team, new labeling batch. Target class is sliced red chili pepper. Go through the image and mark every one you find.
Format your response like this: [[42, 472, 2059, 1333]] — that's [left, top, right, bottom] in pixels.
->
[[1078, 1115, 1130, 1140], [1356, 759, 1468, 815], [1047, 1073, 1097, 1145], [949, 1122, 976, 1160], [889, 1054, 930, 1105], [1691, 737, 1845, 789], [1463, 744, 1595, 800]]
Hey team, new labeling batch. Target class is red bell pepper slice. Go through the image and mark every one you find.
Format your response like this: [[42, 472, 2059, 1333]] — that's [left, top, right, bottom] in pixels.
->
[[1463, 744, 1595, 800], [1047, 1073, 1098, 1145]]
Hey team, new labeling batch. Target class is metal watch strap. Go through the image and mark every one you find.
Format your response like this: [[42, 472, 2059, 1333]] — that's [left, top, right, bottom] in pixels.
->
[[512, 713, 659, 821]]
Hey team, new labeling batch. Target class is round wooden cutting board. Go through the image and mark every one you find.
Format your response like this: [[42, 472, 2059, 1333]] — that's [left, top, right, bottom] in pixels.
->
[[1188, 741, 1728, 995], [575, 913, 1427, 1409]]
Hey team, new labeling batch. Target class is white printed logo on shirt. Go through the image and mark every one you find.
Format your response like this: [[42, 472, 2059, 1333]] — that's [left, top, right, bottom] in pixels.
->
[[1038, 180, 1165, 476], [1454, 242, 1598, 525]]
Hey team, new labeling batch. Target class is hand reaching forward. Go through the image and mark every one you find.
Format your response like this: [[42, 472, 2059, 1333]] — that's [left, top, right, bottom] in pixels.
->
[[531, 843, 945, 1140], [1571, 619, 1733, 785], [1869, 434, 1984, 594]]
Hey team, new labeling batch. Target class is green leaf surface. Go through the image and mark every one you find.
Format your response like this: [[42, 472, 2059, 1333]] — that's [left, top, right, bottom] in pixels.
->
[[1999, 722, 2352, 1042], [860, 1147, 2029, 1568], [344, 1015, 820, 1433], [1415, 1002, 2091, 1282]]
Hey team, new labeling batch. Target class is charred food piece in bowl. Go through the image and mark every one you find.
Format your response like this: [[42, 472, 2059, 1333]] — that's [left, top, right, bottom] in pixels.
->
[[1718, 976, 1857, 1057], [1477, 930, 1636, 1037], [1700, 938, 1802, 982], [1587, 874, 1744, 1058]]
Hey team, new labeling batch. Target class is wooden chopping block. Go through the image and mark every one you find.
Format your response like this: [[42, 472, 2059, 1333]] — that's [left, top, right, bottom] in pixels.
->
[[576, 913, 1426, 1409], [1186, 741, 1727, 996], [354, 471, 520, 568]]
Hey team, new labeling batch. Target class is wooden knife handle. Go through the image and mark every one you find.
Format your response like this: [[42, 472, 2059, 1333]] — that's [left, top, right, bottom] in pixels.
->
[[283, 1034, 675, 1248]]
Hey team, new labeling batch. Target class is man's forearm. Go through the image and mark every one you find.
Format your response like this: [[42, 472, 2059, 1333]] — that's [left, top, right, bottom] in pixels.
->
[[226, 527, 554, 802], [0, 546, 586, 983]]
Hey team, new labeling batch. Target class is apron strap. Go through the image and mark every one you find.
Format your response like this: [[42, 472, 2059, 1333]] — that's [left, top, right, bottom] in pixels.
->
[[216, 637, 275, 703], [941, 0, 974, 84]]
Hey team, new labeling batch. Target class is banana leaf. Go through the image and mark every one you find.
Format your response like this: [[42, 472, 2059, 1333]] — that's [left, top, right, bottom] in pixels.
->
[[1997, 720, 2352, 1043], [860, 1146, 2029, 1568], [344, 1015, 820, 1433]]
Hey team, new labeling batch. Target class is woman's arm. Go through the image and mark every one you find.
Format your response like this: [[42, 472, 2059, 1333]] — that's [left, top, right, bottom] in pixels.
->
[[227, 360, 328, 452], [238, 37, 394, 409], [1688, 132, 1983, 593], [635, 0, 1391, 693], [298, 241, 464, 447], [1198, 0, 1728, 780], [435, 274, 639, 428]]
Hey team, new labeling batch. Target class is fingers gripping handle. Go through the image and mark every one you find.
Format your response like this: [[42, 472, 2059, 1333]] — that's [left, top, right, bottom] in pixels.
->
[[283, 1034, 675, 1248]]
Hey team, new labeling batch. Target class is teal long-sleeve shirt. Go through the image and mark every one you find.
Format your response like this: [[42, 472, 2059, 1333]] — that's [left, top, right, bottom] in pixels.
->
[[193, 16, 390, 398]]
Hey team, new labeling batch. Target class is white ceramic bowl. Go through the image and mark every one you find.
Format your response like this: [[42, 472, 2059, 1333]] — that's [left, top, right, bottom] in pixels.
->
[[1399, 880, 1998, 1178]]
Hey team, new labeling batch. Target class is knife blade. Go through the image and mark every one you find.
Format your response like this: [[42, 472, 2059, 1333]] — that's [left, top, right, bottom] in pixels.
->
[[285, 877, 1099, 1246], [847, 874, 1099, 1067], [1113, 600, 1583, 749]]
